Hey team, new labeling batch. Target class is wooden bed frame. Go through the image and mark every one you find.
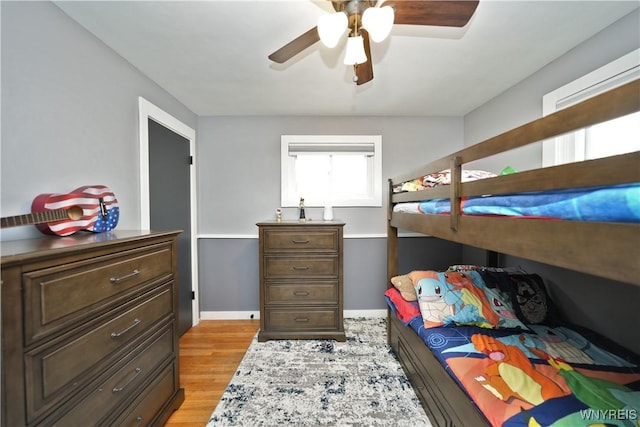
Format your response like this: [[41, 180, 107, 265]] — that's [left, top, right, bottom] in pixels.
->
[[386, 80, 640, 427]]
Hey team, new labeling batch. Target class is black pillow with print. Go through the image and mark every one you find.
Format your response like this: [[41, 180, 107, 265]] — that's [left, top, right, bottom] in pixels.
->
[[506, 274, 557, 325], [480, 271, 561, 326]]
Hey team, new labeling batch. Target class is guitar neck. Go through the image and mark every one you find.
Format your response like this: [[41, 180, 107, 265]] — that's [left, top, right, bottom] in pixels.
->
[[0, 209, 70, 229]]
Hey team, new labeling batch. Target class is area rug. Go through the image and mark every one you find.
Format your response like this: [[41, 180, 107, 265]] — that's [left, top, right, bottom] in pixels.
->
[[207, 317, 432, 426]]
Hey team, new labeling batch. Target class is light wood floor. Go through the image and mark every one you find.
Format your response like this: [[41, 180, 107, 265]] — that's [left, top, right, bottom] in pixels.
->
[[164, 320, 260, 427]]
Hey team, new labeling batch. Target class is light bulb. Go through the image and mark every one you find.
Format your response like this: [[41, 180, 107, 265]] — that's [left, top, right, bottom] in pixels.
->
[[362, 5, 394, 43], [317, 12, 348, 48], [343, 35, 368, 65]]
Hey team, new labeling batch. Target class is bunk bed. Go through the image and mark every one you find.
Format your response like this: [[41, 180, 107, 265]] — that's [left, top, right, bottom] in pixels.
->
[[386, 80, 640, 427]]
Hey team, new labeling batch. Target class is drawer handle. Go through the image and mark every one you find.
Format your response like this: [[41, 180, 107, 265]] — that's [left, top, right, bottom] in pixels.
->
[[292, 265, 309, 271], [292, 239, 309, 244], [294, 291, 309, 296], [135, 416, 144, 427], [111, 318, 141, 338], [295, 317, 310, 323], [110, 269, 140, 284], [112, 367, 142, 393]]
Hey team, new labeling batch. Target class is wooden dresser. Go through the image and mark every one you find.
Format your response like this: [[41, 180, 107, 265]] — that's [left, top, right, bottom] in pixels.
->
[[257, 220, 346, 342], [1, 230, 184, 427]]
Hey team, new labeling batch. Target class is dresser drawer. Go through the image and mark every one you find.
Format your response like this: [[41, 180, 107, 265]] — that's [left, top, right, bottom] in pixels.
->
[[25, 285, 174, 422], [51, 323, 175, 427], [264, 256, 338, 278], [23, 243, 173, 345], [265, 281, 338, 305], [109, 361, 178, 427], [264, 308, 340, 331], [263, 228, 339, 252]]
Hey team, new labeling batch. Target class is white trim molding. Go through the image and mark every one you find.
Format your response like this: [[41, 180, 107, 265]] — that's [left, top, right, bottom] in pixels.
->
[[199, 309, 387, 320], [197, 232, 430, 239]]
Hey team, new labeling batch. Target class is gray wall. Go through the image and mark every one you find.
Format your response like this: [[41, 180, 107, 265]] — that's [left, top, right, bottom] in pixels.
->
[[1, 1, 197, 241], [464, 8, 640, 175], [198, 236, 463, 313], [196, 116, 463, 235], [196, 115, 465, 313], [462, 9, 640, 355]]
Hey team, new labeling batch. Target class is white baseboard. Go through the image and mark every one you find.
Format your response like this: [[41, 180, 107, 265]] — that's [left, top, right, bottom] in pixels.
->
[[200, 311, 260, 320], [199, 309, 387, 320]]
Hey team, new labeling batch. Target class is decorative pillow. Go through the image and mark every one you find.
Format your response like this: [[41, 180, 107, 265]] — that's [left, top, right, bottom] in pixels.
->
[[507, 274, 551, 324], [384, 288, 421, 325], [407, 270, 433, 286], [413, 270, 528, 330], [390, 275, 417, 301], [480, 272, 560, 326]]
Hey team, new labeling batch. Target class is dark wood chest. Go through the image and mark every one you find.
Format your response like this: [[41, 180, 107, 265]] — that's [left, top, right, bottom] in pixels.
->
[[257, 221, 346, 342], [1, 230, 184, 426]]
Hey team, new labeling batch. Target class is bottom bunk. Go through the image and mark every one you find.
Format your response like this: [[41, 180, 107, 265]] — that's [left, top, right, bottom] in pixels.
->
[[386, 268, 640, 427], [388, 312, 490, 427]]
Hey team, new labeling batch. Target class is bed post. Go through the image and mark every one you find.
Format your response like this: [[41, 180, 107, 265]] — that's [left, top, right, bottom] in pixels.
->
[[387, 179, 398, 342], [387, 179, 398, 281], [449, 156, 462, 231]]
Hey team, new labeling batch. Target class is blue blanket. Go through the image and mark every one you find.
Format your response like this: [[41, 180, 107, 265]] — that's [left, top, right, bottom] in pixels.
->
[[418, 183, 640, 222]]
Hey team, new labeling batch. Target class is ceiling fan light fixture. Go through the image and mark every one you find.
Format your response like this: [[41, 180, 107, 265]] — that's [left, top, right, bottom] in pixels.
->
[[317, 12, 348, 48], [344, 35, 367, 65], [362, 5, 394, 43]]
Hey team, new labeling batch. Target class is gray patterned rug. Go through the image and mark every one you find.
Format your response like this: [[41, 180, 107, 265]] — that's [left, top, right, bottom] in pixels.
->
[[207, 317, 432, 426]]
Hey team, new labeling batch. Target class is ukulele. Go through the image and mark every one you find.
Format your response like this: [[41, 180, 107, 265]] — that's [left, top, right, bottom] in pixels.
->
[[0, 185, 119, 236]]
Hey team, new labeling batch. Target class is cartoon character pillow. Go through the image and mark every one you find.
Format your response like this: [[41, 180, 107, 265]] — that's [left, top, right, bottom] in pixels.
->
[[413, 270, 527, 330]]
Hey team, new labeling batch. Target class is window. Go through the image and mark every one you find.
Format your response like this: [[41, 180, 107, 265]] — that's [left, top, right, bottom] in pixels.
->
[[281, 135, 382, 207], [542, 49, 640, 166]]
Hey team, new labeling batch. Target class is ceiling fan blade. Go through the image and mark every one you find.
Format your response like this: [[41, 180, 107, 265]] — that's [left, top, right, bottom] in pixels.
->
[[355, 29, 373, 85], [390, 0, 479, 27], [268, 27, 321, 63]]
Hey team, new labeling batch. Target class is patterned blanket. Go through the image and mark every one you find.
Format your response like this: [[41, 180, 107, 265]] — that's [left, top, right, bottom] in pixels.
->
[[386, 290, 640, 427]]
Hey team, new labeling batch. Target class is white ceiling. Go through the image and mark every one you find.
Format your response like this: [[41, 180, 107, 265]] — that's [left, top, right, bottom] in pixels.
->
[[53, 0, 639, 117]]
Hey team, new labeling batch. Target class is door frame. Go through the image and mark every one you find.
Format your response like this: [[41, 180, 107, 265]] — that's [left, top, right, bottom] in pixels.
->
[[138, 97, 199, 327]]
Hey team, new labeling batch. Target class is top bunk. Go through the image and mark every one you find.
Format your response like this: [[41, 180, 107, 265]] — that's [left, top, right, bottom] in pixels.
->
[[388, 80, 639, 286]]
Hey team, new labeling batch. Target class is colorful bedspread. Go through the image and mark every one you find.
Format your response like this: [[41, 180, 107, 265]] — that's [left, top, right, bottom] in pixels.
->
[[393, 183, 640, 223], [387, 290, 640, 427]]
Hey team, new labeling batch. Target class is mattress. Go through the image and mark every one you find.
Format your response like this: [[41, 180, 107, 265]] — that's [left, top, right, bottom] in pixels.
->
[[392, 183, 640, 223]]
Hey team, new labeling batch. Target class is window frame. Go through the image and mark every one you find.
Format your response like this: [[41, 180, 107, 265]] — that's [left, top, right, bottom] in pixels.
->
[[280, 135, 382, 208], [542, 49, 639, 167]]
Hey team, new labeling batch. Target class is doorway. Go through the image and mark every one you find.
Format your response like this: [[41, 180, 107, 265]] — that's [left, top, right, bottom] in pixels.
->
[[138, 98, 199, 336]]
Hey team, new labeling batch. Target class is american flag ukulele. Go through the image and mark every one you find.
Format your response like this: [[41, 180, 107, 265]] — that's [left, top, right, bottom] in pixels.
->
[[0, 185, 119, 236]]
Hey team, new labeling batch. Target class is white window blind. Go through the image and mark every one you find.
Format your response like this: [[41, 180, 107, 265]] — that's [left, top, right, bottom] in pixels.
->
[[288, 142, 375, 156]]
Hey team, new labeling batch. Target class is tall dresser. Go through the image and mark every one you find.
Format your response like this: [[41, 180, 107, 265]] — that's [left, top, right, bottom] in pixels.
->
[[1, 230, 184, 427], [257, 220, 346, 342]]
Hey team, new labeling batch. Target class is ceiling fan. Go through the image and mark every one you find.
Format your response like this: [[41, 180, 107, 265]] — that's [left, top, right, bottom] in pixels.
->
[[269, 0, 479, 85]]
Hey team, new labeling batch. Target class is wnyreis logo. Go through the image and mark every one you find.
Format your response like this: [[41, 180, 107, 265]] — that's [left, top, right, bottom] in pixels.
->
[[580, 409, 638, 422]]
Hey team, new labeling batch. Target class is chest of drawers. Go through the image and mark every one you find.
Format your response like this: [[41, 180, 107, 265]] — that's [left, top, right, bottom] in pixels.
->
[[1, 230, 184, 426], [257, 221, 346, 342]]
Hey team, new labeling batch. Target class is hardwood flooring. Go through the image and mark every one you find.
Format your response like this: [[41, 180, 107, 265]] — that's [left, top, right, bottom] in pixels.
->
[[164, 320, 260, 427]]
